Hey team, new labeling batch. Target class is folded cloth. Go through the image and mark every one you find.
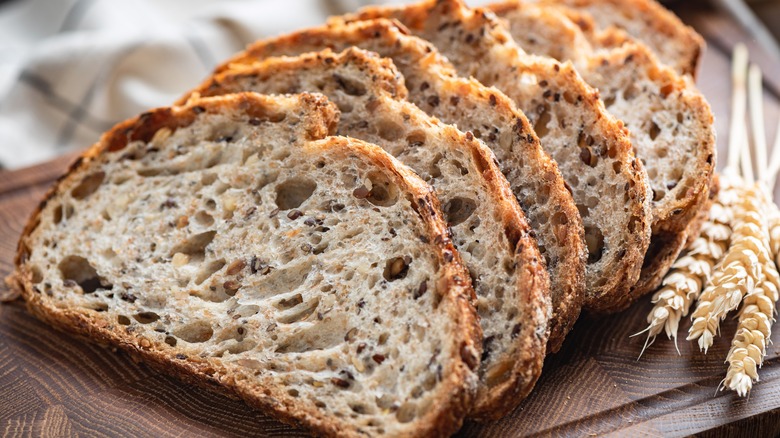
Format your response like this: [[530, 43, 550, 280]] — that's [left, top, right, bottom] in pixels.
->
[[0, 0, 381, 169]]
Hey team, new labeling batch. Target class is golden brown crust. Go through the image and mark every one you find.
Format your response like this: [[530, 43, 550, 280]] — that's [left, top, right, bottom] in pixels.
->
[[190, 46, 553, 422], [13, 93, 482, 437]]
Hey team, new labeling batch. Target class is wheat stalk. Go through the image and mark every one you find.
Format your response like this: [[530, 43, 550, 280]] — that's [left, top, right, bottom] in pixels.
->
[[634, 182, 734, 356], [722, 195, 780, 395], [687, 183, 777, 353]]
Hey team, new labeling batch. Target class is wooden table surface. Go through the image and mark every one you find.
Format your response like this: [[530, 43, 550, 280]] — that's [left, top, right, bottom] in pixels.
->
[[3, 3, 780, 437]]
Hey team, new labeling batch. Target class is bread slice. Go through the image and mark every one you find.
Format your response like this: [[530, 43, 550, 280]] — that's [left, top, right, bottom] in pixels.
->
[[340, 0, 652, 314], [186, 47, 552, 420], [489, 2, 716, 310], [216, 19, 585, 360], [535, 0, 705, 77], [12, 92, 483, 437]]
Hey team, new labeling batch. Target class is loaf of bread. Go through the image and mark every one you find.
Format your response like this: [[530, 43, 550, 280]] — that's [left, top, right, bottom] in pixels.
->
[[340, 0, 652, 315], [490, 1, 716, 311], [217, 19, 586, 361], [12, 92, 483, 437], [187, 47, 552, 421]]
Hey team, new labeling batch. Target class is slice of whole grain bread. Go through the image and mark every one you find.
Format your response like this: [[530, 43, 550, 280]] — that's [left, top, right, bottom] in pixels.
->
[[215, 19, 585, 361], [12, 92, 483, 437], [338, 0, 652, 315], [186, 47, 552, 421], [489, 1, 716, 310]]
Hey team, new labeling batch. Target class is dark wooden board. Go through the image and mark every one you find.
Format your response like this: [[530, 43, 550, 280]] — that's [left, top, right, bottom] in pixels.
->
[[3, 4, 780, 437]]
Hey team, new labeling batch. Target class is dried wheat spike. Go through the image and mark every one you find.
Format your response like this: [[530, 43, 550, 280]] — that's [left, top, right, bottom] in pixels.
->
[[635, 176, 736, 357], [723, 202, 780, 395], [637, 192, 732, 354], [688, 182, 777, 353]]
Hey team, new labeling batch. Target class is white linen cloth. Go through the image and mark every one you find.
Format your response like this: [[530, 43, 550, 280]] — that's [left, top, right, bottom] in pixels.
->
[[0, 0, 399, 169]]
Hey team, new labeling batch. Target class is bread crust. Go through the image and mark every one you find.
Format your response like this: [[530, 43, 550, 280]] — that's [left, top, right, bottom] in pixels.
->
[[13, 92, 483, 437], [215, 18, 587, 363], [189, 47, 553, 422]]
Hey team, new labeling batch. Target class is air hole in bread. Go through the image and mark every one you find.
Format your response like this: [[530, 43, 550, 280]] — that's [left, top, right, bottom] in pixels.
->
[[443, 197, 477, 226], [551, 212, 568, 227], [653, 189, 666, 202], [194, 211, 215, 227], [137, 167, 163, 177], [276, 293, 304, 310], [275, 179, 317, 210], [575, 204, 589, 219], [357, 172, 399, 207], [406, 130, 427, 147], [89, 302, 109, 312], [233, 304, 260, 318], [649, 121, 661, 141], [428, 155, 443, 179], [277, 298, 320, 324], [333, 73, 367, 96], [164, 336, 177, 346], [534, 105, 551, 137], [201, 172, 218, 186], [52, 203, 74, 225], [452, 160, 469, 176], [117, 315, 131, 325], [603, 95, 616, 108], [623, 83, 639, 100], [71, 172, 105, 200], [376, 118, 405, 142], [59, 255, 112, 293], [655, 147, 668, 158], [205, 199, 217, 210], [585, 226, 605, 264], [612, 161, 622, 175], [174, 320, 213, 343], [579, 147, 597, 167], [170, 231, 217, 260], [674, 181, 689, 200], [628, 215, 641, 233], [194, 259, 226, 286], [395, 402, 417, 423], [383, 257, 411, 281], [134, 312, 160, 324], [214, 180, 230, 196], [222, 339, 257, 355], [30, 265, 43, 284]]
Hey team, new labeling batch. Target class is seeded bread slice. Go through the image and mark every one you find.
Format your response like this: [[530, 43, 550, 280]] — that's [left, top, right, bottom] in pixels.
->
[[535, 0, 705, 77], [12, 92, 483, 437], [340, 0, 651, 314], [215, 19, 585, 360], [489, 2, 716, 310], [186, 47, 552, 421]]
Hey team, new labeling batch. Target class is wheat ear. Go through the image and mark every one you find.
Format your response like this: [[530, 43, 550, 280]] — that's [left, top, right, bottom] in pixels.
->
[[722, 196, 780, 395], [635, 183, 734, 356], [688, 183, 776, 353]]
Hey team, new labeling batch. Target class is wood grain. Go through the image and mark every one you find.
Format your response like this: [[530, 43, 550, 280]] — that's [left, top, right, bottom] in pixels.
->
[[2, 5, 780, 437]]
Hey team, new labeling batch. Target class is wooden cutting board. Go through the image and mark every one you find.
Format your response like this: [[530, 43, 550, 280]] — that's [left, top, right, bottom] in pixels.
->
[[3, 3, 780, 437]]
